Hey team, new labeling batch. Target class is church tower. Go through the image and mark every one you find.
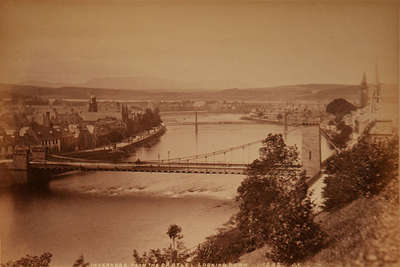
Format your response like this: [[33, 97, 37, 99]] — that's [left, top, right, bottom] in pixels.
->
[[360, 72, 369, 108], [88, 95, 98, 112], [375, 63, 381, 104]]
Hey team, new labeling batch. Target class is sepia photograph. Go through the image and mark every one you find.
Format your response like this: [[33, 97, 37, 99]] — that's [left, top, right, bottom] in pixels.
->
[[0, 0, 398, 266]]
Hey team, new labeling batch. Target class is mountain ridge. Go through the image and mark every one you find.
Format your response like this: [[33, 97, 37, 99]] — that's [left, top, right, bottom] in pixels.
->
[[0, 82, 361, 103]]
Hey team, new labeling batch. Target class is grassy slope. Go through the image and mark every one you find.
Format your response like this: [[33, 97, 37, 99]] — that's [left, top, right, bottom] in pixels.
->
[[309, 178, 399, 266], [240, 178, 399, 266]]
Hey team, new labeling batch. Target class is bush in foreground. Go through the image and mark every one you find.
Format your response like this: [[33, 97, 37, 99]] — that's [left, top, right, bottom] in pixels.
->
[[323, 136, 398, 212], [133, 224, 190, 265], [192, 220, 248, 264], [1, 252, 52, 267]]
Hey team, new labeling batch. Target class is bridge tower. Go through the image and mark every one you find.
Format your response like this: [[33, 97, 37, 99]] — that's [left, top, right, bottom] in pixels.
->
[[13, 146, 30, 170], [301, 122, 321, 178], [31, 146, 48, 161]]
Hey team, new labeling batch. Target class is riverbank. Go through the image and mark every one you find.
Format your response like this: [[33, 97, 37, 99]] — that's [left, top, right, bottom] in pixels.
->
[[0, 191, 238, 267], [0, 171, 242, 266], [60, 125, 166, 160], [240, 116, 284, 125]]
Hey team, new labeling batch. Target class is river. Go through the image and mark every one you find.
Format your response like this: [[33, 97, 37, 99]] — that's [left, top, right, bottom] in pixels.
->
[[0, 113, 325, 266]]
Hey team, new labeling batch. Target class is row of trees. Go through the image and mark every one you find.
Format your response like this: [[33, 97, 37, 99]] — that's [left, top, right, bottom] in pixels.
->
[[127, 108, 162, 136], [93, 108, 162, 147]]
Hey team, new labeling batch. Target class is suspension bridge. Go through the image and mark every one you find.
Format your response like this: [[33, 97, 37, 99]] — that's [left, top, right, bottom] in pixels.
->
[[27, 138, 266, 176], [3, 121, 336, 183]]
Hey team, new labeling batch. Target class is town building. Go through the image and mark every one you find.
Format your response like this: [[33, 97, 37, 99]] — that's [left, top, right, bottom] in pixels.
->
[[36, 127, 62, 153], [367, 120, 395, 144], [79, 96, 124, 122], [0, 134, 15, 158]]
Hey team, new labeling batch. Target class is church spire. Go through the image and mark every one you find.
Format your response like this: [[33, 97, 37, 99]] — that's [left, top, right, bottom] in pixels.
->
[[361, 71, 367, 86], [375, 63, 381, 102], [360, 72, 368, 108], [375, 63, 380, 86]]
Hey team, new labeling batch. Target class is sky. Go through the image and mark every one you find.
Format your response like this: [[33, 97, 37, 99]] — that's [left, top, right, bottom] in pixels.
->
[[0, 0, 398, 90]]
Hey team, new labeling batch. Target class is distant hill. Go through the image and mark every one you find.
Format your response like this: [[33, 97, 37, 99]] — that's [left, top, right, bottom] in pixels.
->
[[216, 84, 360, 103], [0, 82, 360, 103], [81, 76, 196, 91]]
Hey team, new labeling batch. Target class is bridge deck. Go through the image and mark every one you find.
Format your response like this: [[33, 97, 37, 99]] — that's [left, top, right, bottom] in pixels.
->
[[29, 161, 248, 175]]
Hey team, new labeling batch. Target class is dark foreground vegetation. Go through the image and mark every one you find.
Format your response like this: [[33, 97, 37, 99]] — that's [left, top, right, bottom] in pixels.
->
[[1, 253, 89, 267], [194, 134, 327, 265], [240, 133, 399, 266], [323, 135, 398, 211]]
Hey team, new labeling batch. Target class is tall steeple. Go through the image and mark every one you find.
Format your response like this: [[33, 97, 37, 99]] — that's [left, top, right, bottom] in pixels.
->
[[360, 72, 368, 108], [375, 63, 381, 103], [362, 72, 367, 85]]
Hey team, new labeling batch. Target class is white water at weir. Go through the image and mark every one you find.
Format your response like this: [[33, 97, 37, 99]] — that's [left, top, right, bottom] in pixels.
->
[[0, 113, 332, 266]]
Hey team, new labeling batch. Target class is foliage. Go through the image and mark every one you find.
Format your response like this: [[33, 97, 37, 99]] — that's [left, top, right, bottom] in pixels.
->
[[236, 134, 326, 265], [167, 224, 182, 250], [332, 122, 353, 148], [326, 98, 356, 117], [133, 224, 190, 265], [322, 136, 398, 212], [193, 219, 248, 264], [236, 134, 301, 249], [72, 255, 90, 267], [106, 130, 125, 143], [1, 252, 52, 267], [267, 185, 327, 265], [127, 108, 162, 136], [253, 134, 300, 175]]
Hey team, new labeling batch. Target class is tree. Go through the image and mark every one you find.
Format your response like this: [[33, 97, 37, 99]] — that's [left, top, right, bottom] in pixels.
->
[[236, 133, 326, 264], [133, 224, 190, 265], [267, 178, 327, 265], [332, 123, 353, 148], [193, 223, 248, 264], [236, 134, 300, 249], [126, 108, 163, 136], [323, 136, 398, 211], [326, 98, 356, 117], [1, 252, 52, 267], [72, 255, 90, 267], [167, 224, 183, 250]]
